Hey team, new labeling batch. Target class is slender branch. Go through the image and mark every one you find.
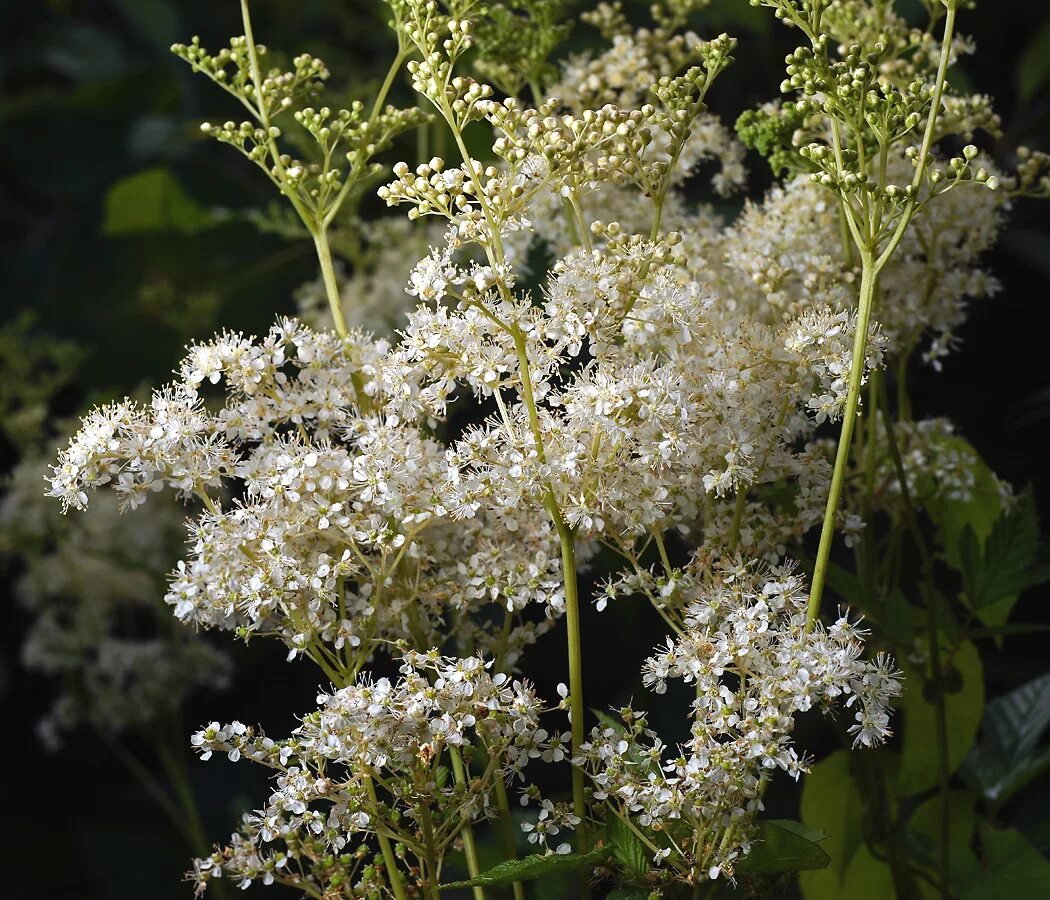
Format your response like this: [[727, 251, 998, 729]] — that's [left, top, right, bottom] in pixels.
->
[[449, 747, 486, 900], [807, 255, 877, 625], [493, 778, 526, 900], [365, 775, 409, 900], [557, 519, 591, 900]]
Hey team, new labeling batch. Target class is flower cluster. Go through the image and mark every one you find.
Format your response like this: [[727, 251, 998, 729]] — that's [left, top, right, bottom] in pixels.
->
[[188, 652, 549, 895], [579, 557, 901, 883], [43, 0, 1035, 896]]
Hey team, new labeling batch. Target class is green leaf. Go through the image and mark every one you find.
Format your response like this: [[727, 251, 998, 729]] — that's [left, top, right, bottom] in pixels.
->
[[799, 751, 864, 900], [606, 891, 655, 900], [823, 561, 865, 606], [839, 845, 895, 900], [961, 673, 1050, 812], [962, 824, 1050, 899], [608, 816, 650, 879], [959, 488, 1049, 611], [102, 167, 209, 236], [738, 819, 829, 875], [441, 844, 611, 888], [896, 641, 985, 796], [906, 790, 980, 885]]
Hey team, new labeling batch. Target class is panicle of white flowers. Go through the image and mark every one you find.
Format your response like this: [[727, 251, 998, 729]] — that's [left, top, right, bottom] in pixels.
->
[[45, 0, 1040, 895], [578, 557, 901, 884], [729, 165, 1006, 368], [188, 652, 550, 895]]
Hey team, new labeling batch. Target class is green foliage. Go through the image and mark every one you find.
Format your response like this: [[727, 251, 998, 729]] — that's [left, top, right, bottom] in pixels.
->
[[923, 436, 1006, 568], [737, 820, 830, 876], [736, 104, 810, 177], [102, 167, 210, 236], [907, 790, 981, 885], [441, 843, 612, 888], [896, 640, 985, 795], [958, 488, 1050, 612], [799, 751, 864, 899], [961, 823, 1050, 899], [962, 673, 1050, 813], [472, 1, 572, 97], [608, 816, 651, 880]]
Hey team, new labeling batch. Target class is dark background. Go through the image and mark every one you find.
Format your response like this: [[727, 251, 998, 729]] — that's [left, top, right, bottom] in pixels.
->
[[2, 1, 1049, 897]]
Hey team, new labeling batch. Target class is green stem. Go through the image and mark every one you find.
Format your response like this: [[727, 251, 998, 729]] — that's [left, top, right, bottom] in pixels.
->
[[365, 775, 408, 900], [556, 521, 591, 899], [804, 0, 959, 629], [875, 1, 959, 271], [449, 748, 486, 900], [925, 589, 952, 900], [727, 488, 748, 554], [314, 229, 349, 339], [807, 255, 878, 626], [493, 779, 526, 900], [419, 800, 443, 900]]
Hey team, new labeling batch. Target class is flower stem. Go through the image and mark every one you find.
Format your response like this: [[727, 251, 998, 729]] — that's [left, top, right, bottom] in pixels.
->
[[806, 254, 877, 627], [365, 775, 408, 900], [449, 747, 486, 900], [556, 520, 591, 899], [877, 382, 949, 899], [419, 800, 443, 900], [804, 0, 959, 629], [313, 229, 350, 339], [493, 779, 526, 900]]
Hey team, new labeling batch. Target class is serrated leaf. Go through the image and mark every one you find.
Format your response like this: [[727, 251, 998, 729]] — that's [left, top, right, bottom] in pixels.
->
[[608, 816, 650, 878], [442, 844, 611, 888], [739, 819, 829, 876], [961, 673, 1050, 812], [960, 488, 1049, 609]]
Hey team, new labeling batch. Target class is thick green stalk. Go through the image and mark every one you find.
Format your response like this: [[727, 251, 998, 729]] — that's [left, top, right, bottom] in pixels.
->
[[557, 520, 591, 899], [806, 256, 878, 626], [314, 229, 351, 339], [805, 0, 959, 626], [449, 748, 486, 900]]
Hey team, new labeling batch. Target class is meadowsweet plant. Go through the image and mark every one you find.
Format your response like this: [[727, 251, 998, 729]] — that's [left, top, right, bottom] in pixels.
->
[[45, 1, 1050, 898]]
